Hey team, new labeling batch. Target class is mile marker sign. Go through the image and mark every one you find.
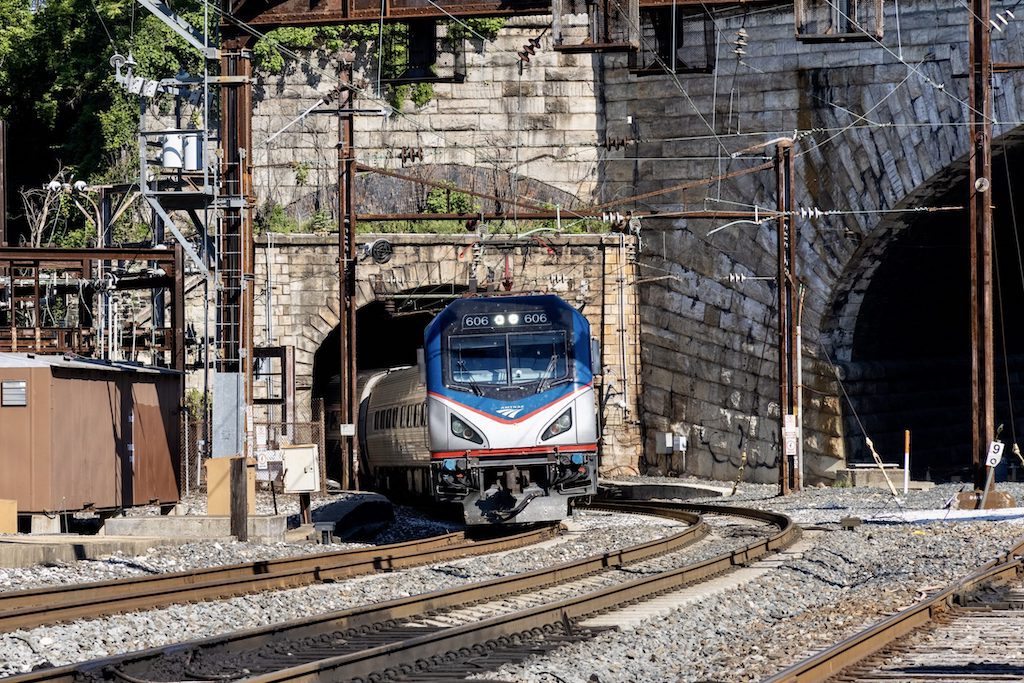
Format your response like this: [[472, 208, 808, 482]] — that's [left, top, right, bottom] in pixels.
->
[[987, 441, 1005, 468]]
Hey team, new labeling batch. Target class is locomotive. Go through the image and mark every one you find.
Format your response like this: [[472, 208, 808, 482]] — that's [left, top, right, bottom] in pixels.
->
[[354, 294, 600, 525]]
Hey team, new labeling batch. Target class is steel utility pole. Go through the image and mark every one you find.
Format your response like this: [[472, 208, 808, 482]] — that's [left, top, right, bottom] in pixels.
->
[[969, 0, 996, 495], [337, 65, 358, 491], [775, 140, 799, 495]]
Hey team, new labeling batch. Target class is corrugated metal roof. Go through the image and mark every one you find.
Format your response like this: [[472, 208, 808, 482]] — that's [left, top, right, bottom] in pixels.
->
[[0, 353, 181, 375]]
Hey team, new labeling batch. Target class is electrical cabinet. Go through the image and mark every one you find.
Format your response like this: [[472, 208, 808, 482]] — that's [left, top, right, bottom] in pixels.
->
[[283, 445, 321, 493]]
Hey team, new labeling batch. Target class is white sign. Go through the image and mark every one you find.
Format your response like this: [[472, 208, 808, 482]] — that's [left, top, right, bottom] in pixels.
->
[[255, 449, 284, 469], [987, 441, 1005, 468], [784, 414, 797, 430], [338, 423, 356, 437]]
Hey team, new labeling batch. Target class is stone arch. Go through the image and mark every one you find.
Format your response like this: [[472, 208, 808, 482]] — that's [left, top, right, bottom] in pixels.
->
[[817, 125, 1024, 478]]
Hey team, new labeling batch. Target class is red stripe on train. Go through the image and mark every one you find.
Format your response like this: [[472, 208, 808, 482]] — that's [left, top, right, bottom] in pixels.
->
[[427, 383, 593, 424], [431, 444, 598, 459]]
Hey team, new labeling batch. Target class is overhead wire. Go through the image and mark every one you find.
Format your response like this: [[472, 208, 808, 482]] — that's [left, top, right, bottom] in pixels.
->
[[422, 0, 493, 43], [999, 143, 1024, 454], [795, 64, 918, 159], [90, 0, 118, 49], [821, 0, 995, 124], [206, 0, 605, 222], [609, 0, 733, 157]]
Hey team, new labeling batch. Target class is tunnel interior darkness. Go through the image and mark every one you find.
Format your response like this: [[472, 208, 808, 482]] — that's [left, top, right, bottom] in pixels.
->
[[312, 302, 437, 402], [844, 149, 1024, 481]]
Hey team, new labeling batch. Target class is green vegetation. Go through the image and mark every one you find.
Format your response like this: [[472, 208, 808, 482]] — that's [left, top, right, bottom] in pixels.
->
[[410, 83, 435, 108], [0, 0, 508, 238], [445, 17, 505, 42], [184, 388, 209, 420], [0, 0, 205, 184], [254, 202, 336, 235], [251, 18, 504, 110], [425, 183, 479, 214], [292, 161, 311, 186]]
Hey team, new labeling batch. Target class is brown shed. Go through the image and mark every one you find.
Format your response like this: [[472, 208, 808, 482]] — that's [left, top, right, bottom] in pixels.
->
[[0, 353, 180, 514]]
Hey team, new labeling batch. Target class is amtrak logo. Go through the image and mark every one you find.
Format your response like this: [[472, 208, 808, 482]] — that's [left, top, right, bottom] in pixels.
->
[[496, 406, 525, 419]]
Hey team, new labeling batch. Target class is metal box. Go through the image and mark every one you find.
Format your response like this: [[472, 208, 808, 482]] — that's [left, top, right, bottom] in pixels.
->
[[0, 353, 181, 514], [282, 445, 321, 493]]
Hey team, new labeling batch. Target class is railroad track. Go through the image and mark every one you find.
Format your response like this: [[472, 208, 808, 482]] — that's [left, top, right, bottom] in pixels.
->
[[765, 534, 1024, 683], [0, 527, 558, 633], [3, 501, 796, 683]]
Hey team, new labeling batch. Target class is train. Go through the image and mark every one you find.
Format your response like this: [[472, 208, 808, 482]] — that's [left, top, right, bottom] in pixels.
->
[[335, 294, 601, 525]]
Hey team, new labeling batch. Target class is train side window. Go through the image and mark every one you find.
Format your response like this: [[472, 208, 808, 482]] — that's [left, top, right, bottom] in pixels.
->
[[373, 411, 379, 430], [401, 405, 408, 428]]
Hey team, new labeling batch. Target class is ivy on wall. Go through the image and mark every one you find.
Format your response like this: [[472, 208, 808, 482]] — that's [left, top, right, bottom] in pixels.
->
[[251, 19, 504, 109]]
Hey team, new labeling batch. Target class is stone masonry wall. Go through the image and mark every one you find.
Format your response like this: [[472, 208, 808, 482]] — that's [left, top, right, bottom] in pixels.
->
[[598, 1, 1024, 482], [251, 14, 602, 218]]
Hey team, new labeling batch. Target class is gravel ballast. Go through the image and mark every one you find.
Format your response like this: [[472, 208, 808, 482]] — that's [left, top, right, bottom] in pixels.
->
[[0, 508, 685, 675], [1, 481, 1023, 681]]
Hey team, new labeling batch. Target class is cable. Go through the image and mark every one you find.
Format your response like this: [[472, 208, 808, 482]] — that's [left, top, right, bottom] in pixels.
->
[[422, 0, 493, 43], [90, 0, 118, 49], [796, 65, 918, 159], [820, 0, 994, 123], [609, 0, 732, 157], [206, 1, 466, 151]]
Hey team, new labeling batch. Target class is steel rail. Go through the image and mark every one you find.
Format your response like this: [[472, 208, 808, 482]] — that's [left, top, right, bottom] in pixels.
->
[[0, 528, 555, 633], [238, 502, 796, 682], [2, 502, 712, 683], [763, 535, 1024, 683]]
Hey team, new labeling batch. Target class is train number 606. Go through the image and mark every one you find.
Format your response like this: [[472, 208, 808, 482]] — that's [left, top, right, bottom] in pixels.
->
[[464, 315, 490, 327], [523, 313, 548, 324]]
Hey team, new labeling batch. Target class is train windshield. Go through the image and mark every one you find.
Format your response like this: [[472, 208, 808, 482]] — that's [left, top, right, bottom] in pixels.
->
[[449, 331, 569, 396]]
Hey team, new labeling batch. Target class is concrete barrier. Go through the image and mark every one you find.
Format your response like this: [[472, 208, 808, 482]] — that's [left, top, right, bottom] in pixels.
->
[[102, 515, 287, 542]]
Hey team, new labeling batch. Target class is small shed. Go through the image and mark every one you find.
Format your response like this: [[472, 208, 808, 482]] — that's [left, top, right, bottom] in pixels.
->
[[0, 353, 181, 515]]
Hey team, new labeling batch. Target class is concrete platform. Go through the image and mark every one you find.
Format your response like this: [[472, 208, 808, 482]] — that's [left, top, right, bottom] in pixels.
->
[[598, 479, 729, 502], [102, 515, 288, 543], [0, 534, 192, 568], [834, 467, 937, 491], [0, 493, 396, 567]]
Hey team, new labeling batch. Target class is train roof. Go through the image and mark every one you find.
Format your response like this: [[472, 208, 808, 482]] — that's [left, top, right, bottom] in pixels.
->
[[424, 294, 585, 338]]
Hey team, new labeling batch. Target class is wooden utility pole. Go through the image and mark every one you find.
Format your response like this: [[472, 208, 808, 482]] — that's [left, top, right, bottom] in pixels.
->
[[337, 65, 358, 491], [775, 140, 799, 495], [969, 0, 995, 493]]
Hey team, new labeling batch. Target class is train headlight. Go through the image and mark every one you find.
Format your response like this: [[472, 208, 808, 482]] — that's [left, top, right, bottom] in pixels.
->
[[507, 313, 519, 325], [541, 408, 572, 440], [494, 314, 506, 325], [451, 415, 484, 444]]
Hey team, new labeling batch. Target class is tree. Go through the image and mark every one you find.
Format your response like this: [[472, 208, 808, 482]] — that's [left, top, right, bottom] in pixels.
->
[[0, 0, 204, 240]]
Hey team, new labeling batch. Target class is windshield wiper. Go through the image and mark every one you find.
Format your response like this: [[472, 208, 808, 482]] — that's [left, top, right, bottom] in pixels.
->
[[536, 354, 559, 394], [456, 360, 484, 396]]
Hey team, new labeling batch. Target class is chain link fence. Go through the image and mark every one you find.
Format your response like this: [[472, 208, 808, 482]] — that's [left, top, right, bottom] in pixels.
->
[[180, 412, 210, 497], [178, 402, 328, 498]]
